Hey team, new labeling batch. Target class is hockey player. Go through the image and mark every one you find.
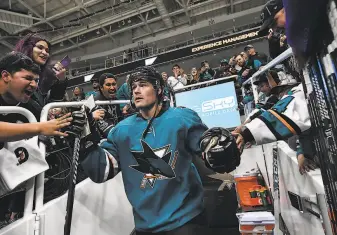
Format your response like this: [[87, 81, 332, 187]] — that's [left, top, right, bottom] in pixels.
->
[[0, 52, 72, 142], [71, 66, 241, 234]]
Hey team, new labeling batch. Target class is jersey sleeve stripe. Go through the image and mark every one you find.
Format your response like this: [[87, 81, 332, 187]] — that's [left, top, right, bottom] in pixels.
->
[[268, 109, 298, 135], [277, 111, 302, 135], [258, 115, 283, 140]]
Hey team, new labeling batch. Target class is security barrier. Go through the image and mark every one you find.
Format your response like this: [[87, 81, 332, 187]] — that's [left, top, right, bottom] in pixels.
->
[[0, 107, 38, 235]]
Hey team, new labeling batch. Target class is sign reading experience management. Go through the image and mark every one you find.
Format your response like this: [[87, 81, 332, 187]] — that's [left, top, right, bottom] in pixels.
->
[[191, 28, 260, 53]]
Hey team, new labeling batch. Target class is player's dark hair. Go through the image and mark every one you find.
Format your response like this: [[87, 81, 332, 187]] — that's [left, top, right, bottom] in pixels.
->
[[0, 52, 41, 75], [128, 66, 165, 139], [128, 66, 164, 101]]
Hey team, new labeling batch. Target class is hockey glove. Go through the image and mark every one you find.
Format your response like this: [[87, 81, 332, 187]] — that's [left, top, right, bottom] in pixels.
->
[[66, 111, 86, 137], [91, 106, 115, 138], [200, 127, 241, 173]]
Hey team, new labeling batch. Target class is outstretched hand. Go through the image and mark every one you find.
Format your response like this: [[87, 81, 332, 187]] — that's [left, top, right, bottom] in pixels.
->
[[39, 113, 72, 137], [231, 132, 245, 153], [233, 125, 243, 134]]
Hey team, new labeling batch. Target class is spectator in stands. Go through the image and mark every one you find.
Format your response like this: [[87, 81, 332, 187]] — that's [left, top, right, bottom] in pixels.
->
[[92, 73, 123, 138], [117, 74, 132, 115], [239, 83, 254, 114], [161, 72, 171, 101], [254, 71, 279, 109], [268, 28, 288, 59], [71, 86, 85, 101], [236, 50, 261, 86], [187, 67, 199, 85], [216, 59, 232, 78], [234, 72, 280, 133], [244, 44, 268, 66], [86, 77, 100, 98], [233, 71, 310, 149], [14, 33, 68, 120], [167, 64, 187, 91], [235, 54, 249, 85], [161, 71, 167, 84], [240, 52, 248, 61], [0, 52, 72, 228], [199, 61, 216, 82]]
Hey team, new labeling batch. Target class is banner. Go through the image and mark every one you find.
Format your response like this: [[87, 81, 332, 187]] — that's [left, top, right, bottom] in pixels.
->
[[191, 29, 259, 53], [175, 81, 241, 128]]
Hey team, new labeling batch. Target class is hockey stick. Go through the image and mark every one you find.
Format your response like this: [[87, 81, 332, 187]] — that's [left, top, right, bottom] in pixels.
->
[[64, 135, 81, 235], [304, 59, 337, 231]]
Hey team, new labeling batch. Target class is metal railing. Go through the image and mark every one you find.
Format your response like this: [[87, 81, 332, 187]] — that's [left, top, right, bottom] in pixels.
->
[[0, 107, 37, 218], [242, 47, 294, 103], [70, 47, 155, 77], [173, 75, 238, 93], [36, 100, 130, 211]]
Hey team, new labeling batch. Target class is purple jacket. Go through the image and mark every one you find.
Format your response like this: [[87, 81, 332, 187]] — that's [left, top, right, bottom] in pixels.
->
[[283, 0, 331, 57]]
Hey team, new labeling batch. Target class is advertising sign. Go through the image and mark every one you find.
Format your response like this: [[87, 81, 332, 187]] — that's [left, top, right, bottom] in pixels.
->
[[175, 81, 241, 128]]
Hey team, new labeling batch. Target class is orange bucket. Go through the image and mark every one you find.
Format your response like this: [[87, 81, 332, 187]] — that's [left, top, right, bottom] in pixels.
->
[[239, 212, 275, 234], [234, 173, 262, 207]]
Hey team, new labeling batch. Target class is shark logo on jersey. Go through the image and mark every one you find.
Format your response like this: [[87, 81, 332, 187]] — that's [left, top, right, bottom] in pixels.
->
[[130, 140, 176, 189]]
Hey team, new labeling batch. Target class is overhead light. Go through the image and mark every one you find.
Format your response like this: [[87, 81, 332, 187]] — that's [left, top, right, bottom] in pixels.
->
[[128, 19, 131, 23], [145, 57, 157, 66], [60, 42, 64, 47], [84, 74, 95, 82], [121, 20, 125, 25], [96, 30, 100, 34]]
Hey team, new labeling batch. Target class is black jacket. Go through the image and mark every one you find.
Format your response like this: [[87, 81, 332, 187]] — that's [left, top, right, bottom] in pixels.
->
[[93, 93, 123, 137]]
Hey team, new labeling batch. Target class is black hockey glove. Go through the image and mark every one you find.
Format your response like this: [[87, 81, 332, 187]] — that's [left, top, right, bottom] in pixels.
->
[[91, 105, 114, 138], [200, 127, 241, 173], [66, 111, 86, 137]]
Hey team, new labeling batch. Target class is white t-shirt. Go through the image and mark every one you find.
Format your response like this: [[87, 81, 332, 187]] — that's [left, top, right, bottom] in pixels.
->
[[167, 75, 187, 91]]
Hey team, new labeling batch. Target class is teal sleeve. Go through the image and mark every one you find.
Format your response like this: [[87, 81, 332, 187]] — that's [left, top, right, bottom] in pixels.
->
[[183, 108, 208, 154], [258, 110, 294, 140], [296, 143, 304, 157]]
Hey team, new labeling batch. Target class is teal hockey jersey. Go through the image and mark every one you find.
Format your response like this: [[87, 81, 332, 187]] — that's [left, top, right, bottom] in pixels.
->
[[81, 106, 207, 232]]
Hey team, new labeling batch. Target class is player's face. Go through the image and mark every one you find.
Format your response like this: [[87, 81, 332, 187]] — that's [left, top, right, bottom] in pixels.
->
[[101, 77, 117, 99], [32, 40, 49, 66], [2, 69, 38, 104], [132, 80, 158, 109]]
